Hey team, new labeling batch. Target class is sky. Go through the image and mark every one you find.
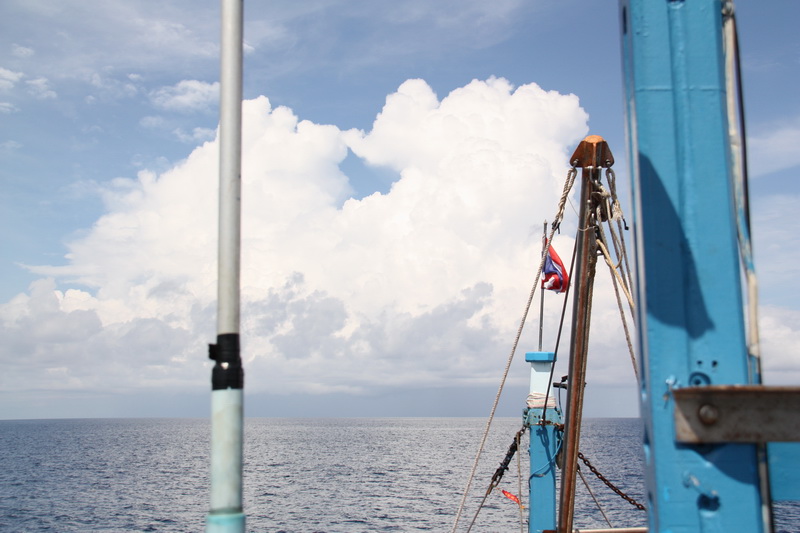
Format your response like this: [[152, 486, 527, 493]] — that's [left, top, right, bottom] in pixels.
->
[[1, 0, 799, 420]]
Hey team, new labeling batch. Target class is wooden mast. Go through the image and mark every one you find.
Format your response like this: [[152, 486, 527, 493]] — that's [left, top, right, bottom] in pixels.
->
[[557, 135, 614, 533]]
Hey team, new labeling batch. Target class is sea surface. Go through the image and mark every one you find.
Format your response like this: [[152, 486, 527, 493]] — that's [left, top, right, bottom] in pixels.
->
[[0, 418, 797, 532]]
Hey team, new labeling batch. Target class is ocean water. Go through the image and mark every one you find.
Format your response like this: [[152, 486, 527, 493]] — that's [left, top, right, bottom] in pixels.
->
[[0, 418, 797, 532]]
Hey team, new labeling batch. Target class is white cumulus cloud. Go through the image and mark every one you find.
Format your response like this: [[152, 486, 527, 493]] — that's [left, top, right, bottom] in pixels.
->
[[0, 67, 24, 90], [173, 126, 216, 144], [760, 305, 800, 384], [12, 44, 35, 58], [139, 115, 167, 129], [150, 79, 219, 113], [87, 72, 139, 100], [5, 75, 794, 408], [752, 193, 800, 307], [5, 77, 593, 398], [748, 115, 800, 177], [0, 140, 22, 153], [26, 77, 57, 99]]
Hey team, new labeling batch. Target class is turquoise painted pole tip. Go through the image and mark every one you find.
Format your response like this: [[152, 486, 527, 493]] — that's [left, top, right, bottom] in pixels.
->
[[525, 351, 556, 363], [207, 512, 245, 533]]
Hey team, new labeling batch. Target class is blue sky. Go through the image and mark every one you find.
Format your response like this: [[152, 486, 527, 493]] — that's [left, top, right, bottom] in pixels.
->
[[1, 0, 798, 419]]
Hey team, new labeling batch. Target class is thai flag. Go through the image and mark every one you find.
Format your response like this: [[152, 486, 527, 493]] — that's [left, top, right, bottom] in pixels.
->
[[542, 243, 569, 293]]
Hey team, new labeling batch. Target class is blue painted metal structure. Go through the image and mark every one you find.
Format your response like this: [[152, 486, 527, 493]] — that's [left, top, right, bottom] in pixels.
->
[[620, 0, 768, 531], [524, 351, 561, 533], [768, 443, 800, 502]]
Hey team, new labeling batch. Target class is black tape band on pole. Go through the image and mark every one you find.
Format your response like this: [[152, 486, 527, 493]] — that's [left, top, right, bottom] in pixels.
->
[[209, 333, 244, 390]]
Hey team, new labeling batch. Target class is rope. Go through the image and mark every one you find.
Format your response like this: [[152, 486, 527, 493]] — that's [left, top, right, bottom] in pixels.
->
[[723, 1, 761, 375], [452, 167, 577, 533], [464, 427, 525, 532], [594, 170, 635, 314], [723, 4, 773, 525], [597, 237, 634, 310], [604, 169, 634, 295], [516, 430, 524, 533], [553, 168, 578, 233], [578, 466, 613, 528], [531, 431, 563, 477], [596, 237, 638, 383], [593, 171, 638, 383]]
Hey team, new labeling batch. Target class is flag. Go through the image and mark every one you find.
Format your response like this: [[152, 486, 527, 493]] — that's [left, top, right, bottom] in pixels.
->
[[542, 243, 569, 293], [502, 490, 522, 506]]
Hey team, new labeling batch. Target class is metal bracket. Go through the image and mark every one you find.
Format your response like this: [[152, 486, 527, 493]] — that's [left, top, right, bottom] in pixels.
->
[[569, 135, 614, 168], [674, 385, 800, 443]]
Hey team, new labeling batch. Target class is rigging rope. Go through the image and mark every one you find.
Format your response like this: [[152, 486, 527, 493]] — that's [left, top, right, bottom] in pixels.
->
[[578, 466, 613, 528], [590, 165, 639, 383], [595, 222, 638, 384], [451, 167, 577, 533], [723, 3, 772, 523], [594, 169, 635, 314], [604, 169, 634, 295], [464, 427, 526, 532], [516, 430, 525, 533], [723, 0, 761, 376]]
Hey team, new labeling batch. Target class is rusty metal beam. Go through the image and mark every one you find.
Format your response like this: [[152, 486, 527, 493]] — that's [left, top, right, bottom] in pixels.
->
[[674, 385, 800, 443]]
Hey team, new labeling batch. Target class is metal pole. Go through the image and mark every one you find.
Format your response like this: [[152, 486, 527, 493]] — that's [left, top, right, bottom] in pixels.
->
[[207, 0, 245, 531], [557, 136, 613, 533], [538, 221, 547, 352]]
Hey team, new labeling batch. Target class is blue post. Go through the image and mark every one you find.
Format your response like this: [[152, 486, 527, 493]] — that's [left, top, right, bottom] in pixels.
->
[[621, 1, 767, 531], [525, 351, 561, 533]]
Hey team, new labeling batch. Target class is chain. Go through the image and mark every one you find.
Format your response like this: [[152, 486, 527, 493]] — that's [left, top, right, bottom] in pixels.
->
[[464, 427, 527, 533], [487, 427, 527, 494], [577, 452, 646, 511]]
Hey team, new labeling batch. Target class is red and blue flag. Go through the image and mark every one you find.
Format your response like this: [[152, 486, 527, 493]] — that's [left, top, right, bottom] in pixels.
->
[[542, 243, 569, 293]]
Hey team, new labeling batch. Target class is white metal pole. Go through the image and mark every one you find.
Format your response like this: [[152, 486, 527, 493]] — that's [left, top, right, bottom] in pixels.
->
[[207, 0, 245, 531], [217, 3, 243, 335]]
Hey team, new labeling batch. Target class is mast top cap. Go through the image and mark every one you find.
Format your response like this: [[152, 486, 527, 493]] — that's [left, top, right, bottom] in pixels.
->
[[570, 135, 614, 168]]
